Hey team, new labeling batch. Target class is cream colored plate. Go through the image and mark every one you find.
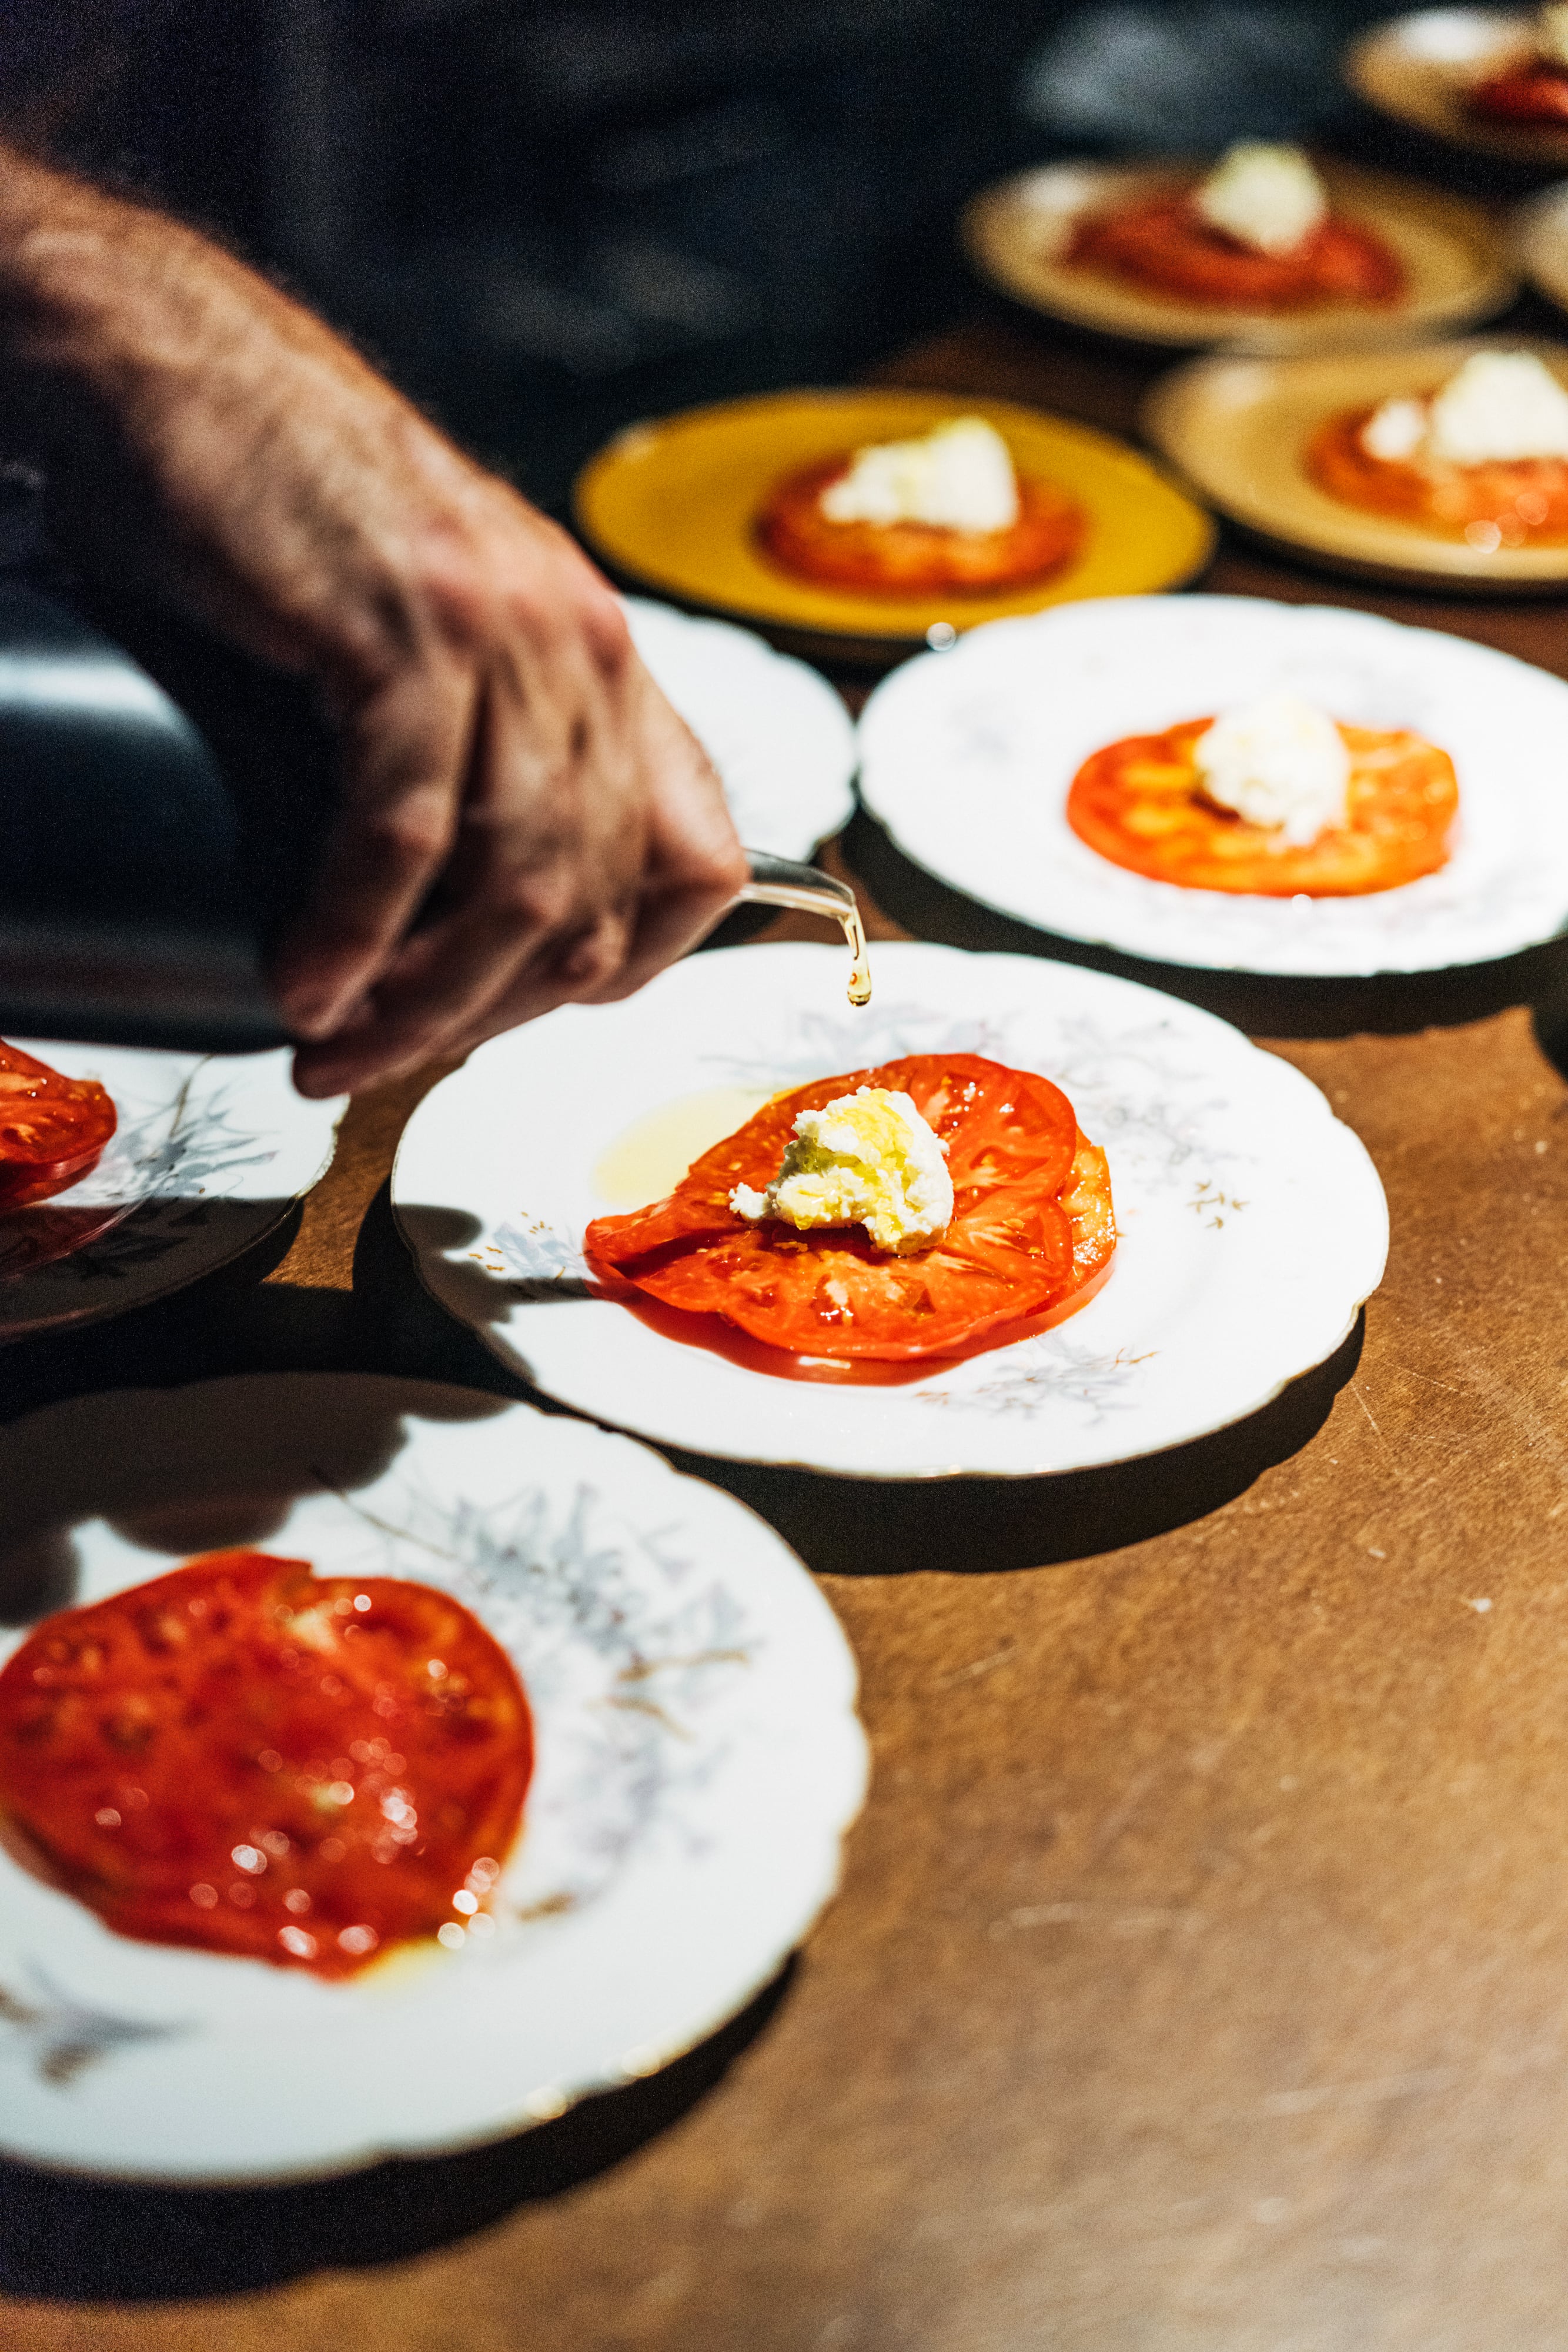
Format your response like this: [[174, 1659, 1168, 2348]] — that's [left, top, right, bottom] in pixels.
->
[[1145, 336, 1568, 586], [576, 389, 1213, 646], [1515, 180, 1568, 316], [961, 156, 1514, 353], [1346, 8, 1568, 166]]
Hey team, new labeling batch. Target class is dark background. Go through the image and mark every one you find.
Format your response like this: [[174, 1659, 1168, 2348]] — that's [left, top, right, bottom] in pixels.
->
[[9, 0, 1411, 517]]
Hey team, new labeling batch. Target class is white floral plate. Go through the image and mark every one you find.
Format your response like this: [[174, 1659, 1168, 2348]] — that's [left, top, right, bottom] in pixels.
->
[[0, 1047, 345, 1342], [624, 596, 855, 861], [392, 943, 1387, 1479], [856, 597, 1568, 978], [0, 1373, 865, 2180]]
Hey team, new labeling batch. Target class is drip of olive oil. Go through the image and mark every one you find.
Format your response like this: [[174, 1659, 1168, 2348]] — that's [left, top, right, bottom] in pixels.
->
[[844, 903, 872, 1007], [593, 864, 870, 1212], [735, 853, 871, 1007]]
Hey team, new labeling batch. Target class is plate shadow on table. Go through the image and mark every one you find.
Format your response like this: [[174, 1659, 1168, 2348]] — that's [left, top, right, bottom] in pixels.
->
[[0, 1369, 520, 1627], [376, 1186, 1363, 1578], [661, 1318, 1362, 1576], [0, 1202, 308, 1425], [1192, 511, 1568, 604], [0, 1962, 794, 2304], [2, 1184, 530, 1441], [844, 807, 1568, 1041], [1527, 957, 1568, 1083]]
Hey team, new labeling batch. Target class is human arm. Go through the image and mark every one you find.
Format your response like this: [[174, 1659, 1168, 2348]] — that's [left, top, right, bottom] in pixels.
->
[[0, 143, 747, 1095]]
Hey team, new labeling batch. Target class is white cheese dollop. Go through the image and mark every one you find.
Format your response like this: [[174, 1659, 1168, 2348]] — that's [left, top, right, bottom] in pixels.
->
[[1193, 693, 1351, 847], [819, 417, 1019, 533], [1193, 142, 1328, 256], [730, 1086, 954, 1256], [1360, 395, 1429, 463], [1361, 356, 1568, 468], [1540, 5, 1568, 68], [1426, 352, 1568, 465]]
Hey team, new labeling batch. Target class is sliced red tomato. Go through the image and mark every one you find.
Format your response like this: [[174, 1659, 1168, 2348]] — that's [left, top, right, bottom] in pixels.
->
[[1066, 715, 1458, 898], [1066, 193, 1405, 310], [757, 457, 1086, 595], [0, 1551, 532, 1977], [585, 1054, 1116, 1363], [0, 1040, 117, 1207], [1470, 64, 1568, 123], [1307, 406, 1568, 544]]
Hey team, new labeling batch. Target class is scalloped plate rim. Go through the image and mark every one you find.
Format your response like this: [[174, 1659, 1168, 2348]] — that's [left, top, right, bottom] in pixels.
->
[[854, 594, 1568, 977], [390, 943, 1389, 1482], [0, 1372, 868, 2181]]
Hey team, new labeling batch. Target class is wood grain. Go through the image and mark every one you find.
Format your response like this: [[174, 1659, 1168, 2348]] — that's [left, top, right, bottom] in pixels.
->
[[9, 312, 1568, 2350]]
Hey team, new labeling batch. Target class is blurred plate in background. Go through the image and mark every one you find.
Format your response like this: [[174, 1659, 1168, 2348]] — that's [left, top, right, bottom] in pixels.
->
[[1145, 337, 1568, 586], [624, 597, 854, 860], [962, 156, 1513, 353], [856, 596, 1568, 975], [1513, 179, 1568, 315], [1346, 9, 1568, 166], [577, 390, 1213, 653]]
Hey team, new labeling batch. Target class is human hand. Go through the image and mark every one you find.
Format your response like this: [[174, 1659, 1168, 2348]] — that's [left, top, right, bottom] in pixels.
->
[[0, 154, 747, 1094], [249, 432, 748, 1098]]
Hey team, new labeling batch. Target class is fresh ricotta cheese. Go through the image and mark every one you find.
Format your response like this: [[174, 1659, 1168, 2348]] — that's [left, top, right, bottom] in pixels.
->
[[1192, 142, 1328, 257], [819, 417, 1019, 533], [1425, 352, 1568, 465], [1193, 693, 1351, 847], [1360, 395, 1429, 463], [730, 1086, 954, 1255], [1360, 356, 1568, 467]]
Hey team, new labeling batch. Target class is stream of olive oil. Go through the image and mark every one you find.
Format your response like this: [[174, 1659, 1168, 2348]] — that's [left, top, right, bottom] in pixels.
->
[[843, 904, 872, 1007], [594, 893, 868, 1207]]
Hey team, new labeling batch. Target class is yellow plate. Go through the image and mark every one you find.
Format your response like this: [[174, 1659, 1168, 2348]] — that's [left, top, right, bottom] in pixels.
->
[[1346, 9, 1568, 168], [1145, 337, 1568, 589], [961, 156, 1514, 355], [574, 388, 1214, 646]]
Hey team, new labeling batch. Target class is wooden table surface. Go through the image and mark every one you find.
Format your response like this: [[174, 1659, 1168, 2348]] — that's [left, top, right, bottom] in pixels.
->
[[10, 310, 1568, 2351]]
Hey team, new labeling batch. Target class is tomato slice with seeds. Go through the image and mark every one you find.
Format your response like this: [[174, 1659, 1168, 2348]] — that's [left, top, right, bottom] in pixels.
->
[[1306, 406, 1568, 545], [1066, 716, 1458, 898], [757, 457, 1086, 596], [0, 1040, 117, 1208], [584, 1054, 1116, 1362], [0, 1551, 531, 1977], [1470, 64, 1568, 123]]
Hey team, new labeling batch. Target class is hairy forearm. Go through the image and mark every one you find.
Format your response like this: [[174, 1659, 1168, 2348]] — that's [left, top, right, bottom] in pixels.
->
[[0, 145, 270, 383], [0, 141, 484, 677], [0, 143, 323, 472], [0, 142, 745, 1089]]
